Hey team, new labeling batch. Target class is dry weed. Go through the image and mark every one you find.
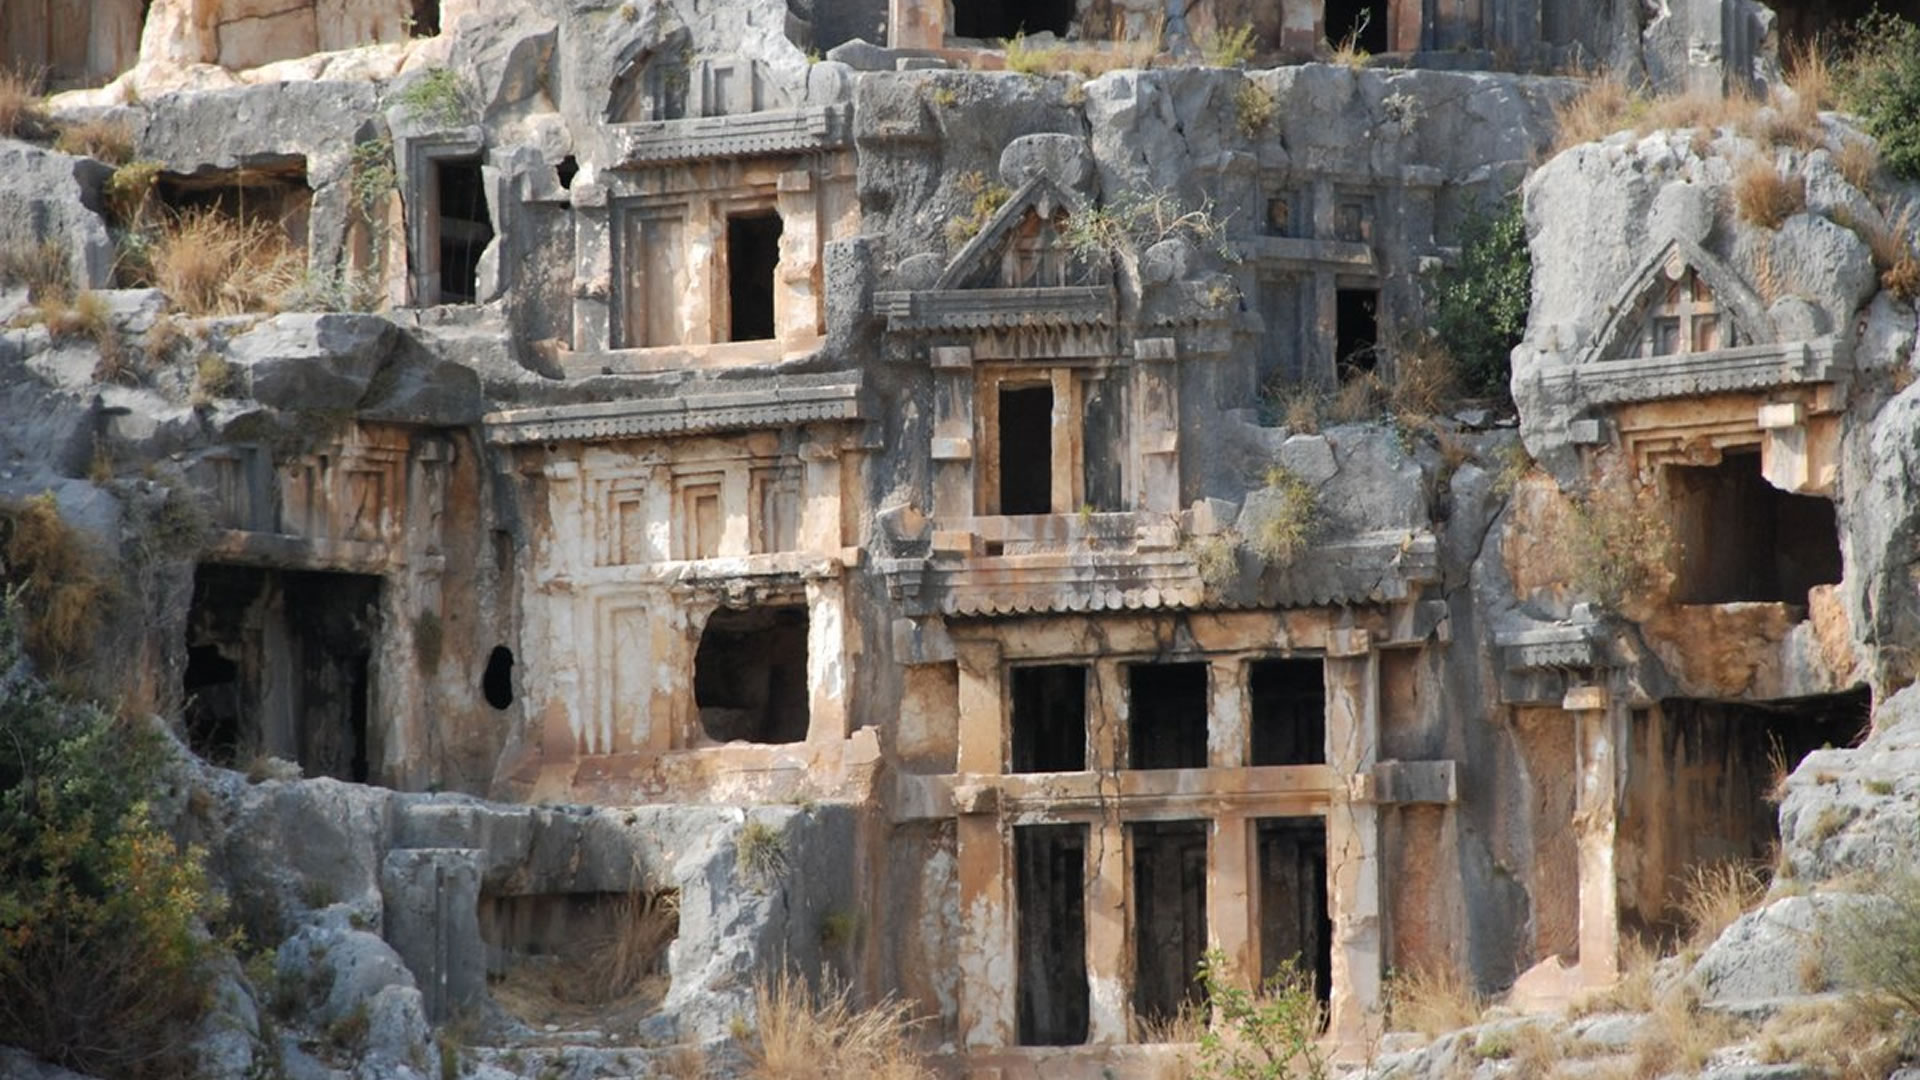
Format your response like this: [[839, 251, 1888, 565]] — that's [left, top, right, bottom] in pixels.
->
[[1327, 370, 1385, 423], [1755, 996, 1905, 1078], [1136, 999, 1206, 1043], [1782, 37, 1833, 121], [1386, 964, 1484, 1039], [0, 493, 116, 676], [152, 208, 305, 316], [0, 66, 49, 140], [1328, 11, 1373, 69], [747, 969, 931, 1080], [1569, 935, 1658, 1017], [1551, 76, 1638, 152], [1389, 334, 1460, 418], [1733, 158, 1806, 229], [0, 239, 73, 301], [53, 117, 135, 165], [574, 890, 679, 1005], [1676, 861, 1766, 954], [1629, 983, 1739, 1078], [1835, 136, 1881, 190]]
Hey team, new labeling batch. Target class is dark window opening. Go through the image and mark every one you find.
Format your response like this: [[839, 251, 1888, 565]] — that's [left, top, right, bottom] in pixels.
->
[[694, 605, 809, 744], [555, 156, 579, 190], [1016, 824, 1089, 1046], [726, 211, 782, 342], [409, 0, 440, 36], [954, 0, 1073, 39], [1667, 451, 1843, 606], [1011, 665, 1087, 773], [1128, 662, 1209, 770], [1621, 689, 1870, 938], [1257, 818, 1331, 1005], [183, 644, 242, 767], [1324, 0, 1387, 52], [435, 158, 492, 305], [183, 565, 381, 783], [1132, 820, 1209, 1028], [1772, 1, 1920, 60], [998, 383, 1053, 515], [1336, 288, 1379, 380], [1266, 196, 1294, 237], [479, 889, 679, 1005], [1250, 659, 1326, 766], [483, 646, 515, 710]]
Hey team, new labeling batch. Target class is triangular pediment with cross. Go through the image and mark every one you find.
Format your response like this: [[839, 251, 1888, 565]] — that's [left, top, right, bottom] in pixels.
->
[[1584, 238, 1774, 364], [935, 175, 1105, 291]]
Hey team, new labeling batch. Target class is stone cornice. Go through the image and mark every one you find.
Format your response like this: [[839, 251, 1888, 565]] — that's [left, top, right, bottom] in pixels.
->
[[609, 104, 853, 168], [1538, 338, 1845, 406], [483, 380, 871, 445], [873, 286, 1115, 333]]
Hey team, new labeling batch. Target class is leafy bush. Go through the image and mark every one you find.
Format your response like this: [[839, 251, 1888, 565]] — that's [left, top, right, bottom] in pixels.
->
[[0, 597, 220, 1077], [0, 494, 116, 678], [1568, 483, 1673, 610], [1426, 197, 1530, 401], [1835, 12, 1920, 182], [1194, 949, 1327, 1080], [390, 68, 469, 128]]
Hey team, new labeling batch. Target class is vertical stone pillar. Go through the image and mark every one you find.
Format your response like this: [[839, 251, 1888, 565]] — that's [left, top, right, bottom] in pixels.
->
[[1208, 657, 1247, 769], [929, 346, 975, 523], [380, 848, 484, 1023], [1133, 337, 1181, 514], [1324, 632, 1382, 1050], [1208, 814, 1257, 988], [1049, 367, 1079, 514], [954, 637, 1012, 1048], [1085, 816, 1131, 1042], [804, 577, 852, 741], [1567, 685, 1619, 985]]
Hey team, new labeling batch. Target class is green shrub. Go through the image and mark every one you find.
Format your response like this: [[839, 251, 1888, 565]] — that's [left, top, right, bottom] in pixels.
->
[[1427, 196, 1530, 401], [0, 597, 220, 1077], [390, 68, 469, 128], [735, 818, 790, 890], [1835, 12, 1920, 182], [1568, 483, 1672, 610], [1243, 466, 1319, 566], [1194, 949, 1328, 1080]]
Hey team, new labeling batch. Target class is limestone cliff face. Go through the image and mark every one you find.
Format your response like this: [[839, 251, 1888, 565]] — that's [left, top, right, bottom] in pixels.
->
[[3, 0, 1918, 1076]]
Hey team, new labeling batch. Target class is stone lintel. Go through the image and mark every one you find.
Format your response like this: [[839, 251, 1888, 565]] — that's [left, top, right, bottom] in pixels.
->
[[483, 380, 871, 445], [1563, 684, 1609, 712], [609, 105, 854, 168]]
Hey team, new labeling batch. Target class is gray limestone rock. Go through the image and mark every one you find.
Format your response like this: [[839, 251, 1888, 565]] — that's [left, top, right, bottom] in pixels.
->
[[1693, 894, 1865, 1004], [225, 313, 398, 412], [997, 132, 1094, 194], [1778, 683, 1920, 882], [379, 848, 485, 1023], [276, 926, 418, 1030], [0, 142, 113, 291]]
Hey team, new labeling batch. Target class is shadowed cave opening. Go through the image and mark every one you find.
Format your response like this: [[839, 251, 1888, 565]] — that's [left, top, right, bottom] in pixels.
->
[[694, 605, 809, 744], [953, 0, 1072, 40], [1010, 663, 1087, 773], [1016, 823, 1088, 1046], [1132, 819, 1209, 1028], [1258, 817, 1331, 1005], [1667, 450, 1842, 607], [1325, 0, 1388, 52], [1336, 287, 1379, 380], [483, 645, 514, 710], [1619, 688, 1871, 938], [1251, 657, 1326, 766], [184, 565, 380, 783], [727, 210, 782, 342], [998, 382, 1053, 515], [432, 157, 492, 305], [1128, 662, 1208, 769]]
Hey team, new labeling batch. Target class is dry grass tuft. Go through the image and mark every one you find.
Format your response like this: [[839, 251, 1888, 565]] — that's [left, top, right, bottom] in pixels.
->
[[0, 239, 73, 301], [0, 66, 49, 140], [1327, 370, 1385, 423], [53, 116, 135, 165], [1389, 335, 1461, 419], [152, 208, 305, 316], [0, 493, 117, 676], [1135, 999, 1206, 1043], [1328, 11, 1373, 69], [1835, 136, 1881, 191], [1551, 76, 1638, 153], [1386, 964, 1485, 1039], [1243, 465, 1319, 565], [1630, 982, 1742, 1079], [574, 890, 679, 1005], [1676, 861, 1767, 954], [1001, 21, 1161, 79], [1732, 157, 1805, 229], [747, 969, 931, 1080], [1782, 37, 1833, 122], [1755, 995, 1906, 1078], [1569, 935, 1659, 1017]]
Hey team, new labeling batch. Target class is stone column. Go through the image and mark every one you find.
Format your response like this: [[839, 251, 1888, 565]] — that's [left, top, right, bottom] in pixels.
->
[[1568, 684, 1619, 985], [930, 346, 975, 522], [804, 577, 851, 742], [1085, 816, 1130, 1042], [954, 639, 1012, 1047], [1208, 657, 1247, 769], [1324, 633, 1382, 1050], [1049, 367, 1079, 514], [380, 848, 484, 1023], [1208, 814, 1257, 988]]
